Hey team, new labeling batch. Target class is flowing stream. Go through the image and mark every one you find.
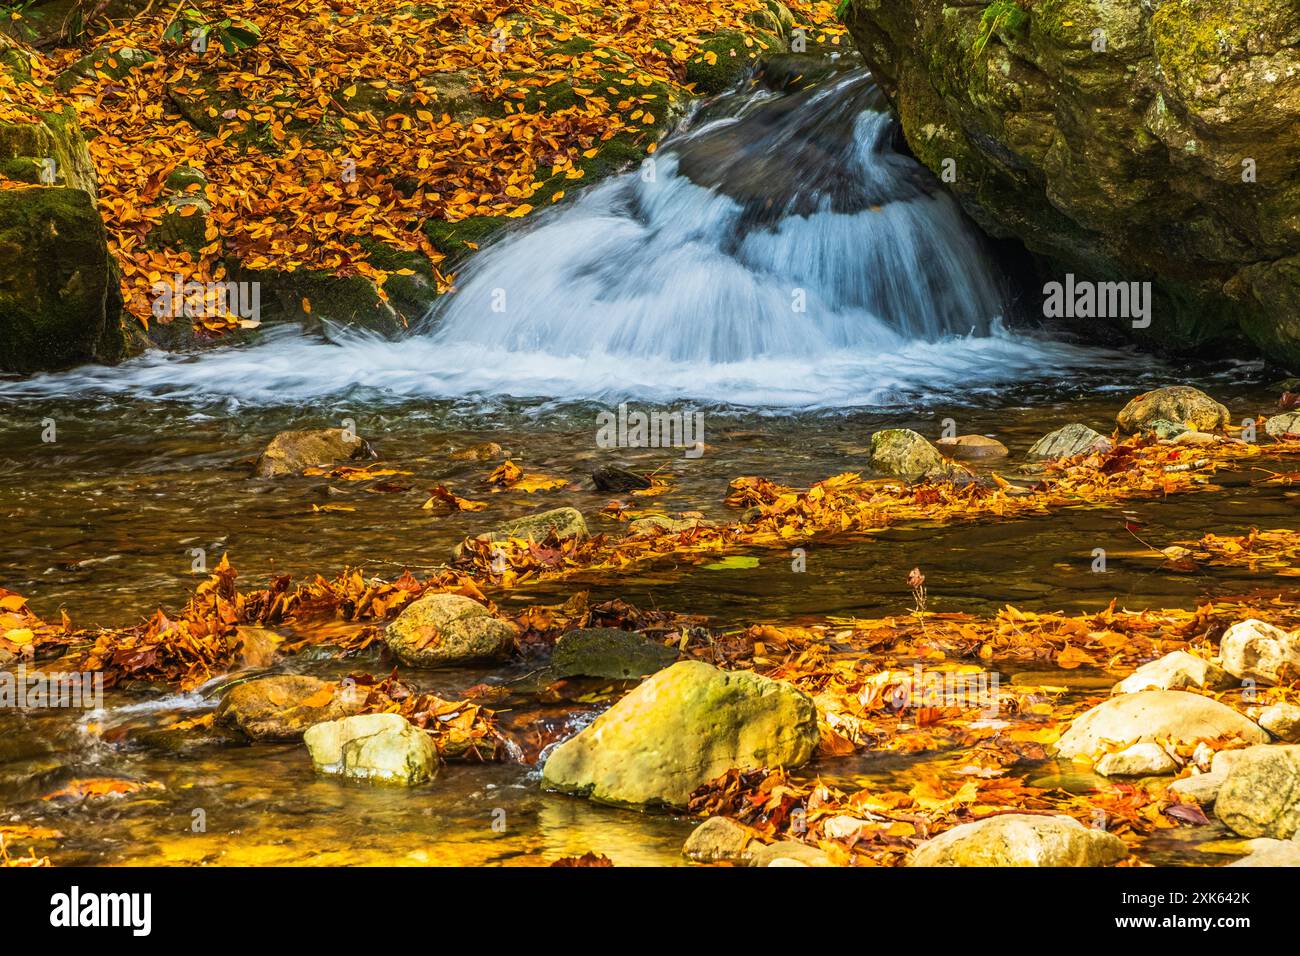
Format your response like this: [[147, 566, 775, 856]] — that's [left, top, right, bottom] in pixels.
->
[[3, 69, 1129, 410], [0, 67, 1283, 867]]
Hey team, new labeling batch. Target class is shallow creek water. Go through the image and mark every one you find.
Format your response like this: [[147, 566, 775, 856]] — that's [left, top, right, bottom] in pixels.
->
[[1, 372, 1295, 866]]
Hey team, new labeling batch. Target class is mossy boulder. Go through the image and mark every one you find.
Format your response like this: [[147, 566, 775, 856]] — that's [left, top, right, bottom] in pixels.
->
[[0, 107, 98, 195], [1215, 744, 1300, 840], [235, 263, 406, 338], [869, 428, 951, 481], [54, 45, 153, 93], [383, 593, 516, 667], [686, 29, 785, 95], [0, 186, 126, 373], [549, 628, 678, 680], [1025, 423, 1112, 461], [155, 194, 211, 253], [1116, 385, 1230, 433], [541, 660, 819, 808], [840, 0, 1300, 369], [164, 165, 207, 191]]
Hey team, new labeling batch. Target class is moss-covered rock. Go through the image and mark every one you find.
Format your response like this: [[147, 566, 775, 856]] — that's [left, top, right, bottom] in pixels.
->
[[0, 107, 98, 195], [541, 660, 819, 808], [1215, 744, 1300, 840], [54, 45, 153, 93], [383, 593, 516, 667], [0, 186, 126, 373], [234, 263, 407, 338], [686, 29, 785, 95], [549, 627, 678, 680], [841, 0, 1300, 368], [155, 194, 211, 253], [869, 428, 952, 481], [1115, 385, 1230, 433]]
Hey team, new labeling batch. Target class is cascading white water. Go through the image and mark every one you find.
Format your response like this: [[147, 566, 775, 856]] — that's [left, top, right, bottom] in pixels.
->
[[0, 69, 1132, 409], [422, 72, 1006, 359]]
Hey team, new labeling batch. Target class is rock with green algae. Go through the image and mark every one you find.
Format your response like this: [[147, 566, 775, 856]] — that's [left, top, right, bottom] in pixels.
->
[[840, 0, 1300, 369], [1116, 385, 1229, 433], [869, 428, 952, 481], [549, 628, 678, 680], [54, 46, 154, 93], [0, 186, 127, 373], [541, 660, 819, 808], [686, 13, 790, 96], [0, 106, 98, 196]]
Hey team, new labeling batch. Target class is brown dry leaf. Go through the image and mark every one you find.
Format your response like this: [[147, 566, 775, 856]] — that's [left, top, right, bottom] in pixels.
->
[[422, 484, 488, 513]]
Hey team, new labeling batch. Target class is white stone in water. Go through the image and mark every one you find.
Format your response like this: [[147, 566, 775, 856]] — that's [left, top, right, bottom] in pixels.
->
[[1111, 651, 1231, 695], [1219, 619, 1300, 686], [1227, 839, 1300, 867], [1260, 702, 1300, 742], [1095, 742, 1179, 777], [1167, 771, 1226, 806], [1055, 690, 1267, 760], [303, 712, 438, 785], [908, 814, 1128, 867]]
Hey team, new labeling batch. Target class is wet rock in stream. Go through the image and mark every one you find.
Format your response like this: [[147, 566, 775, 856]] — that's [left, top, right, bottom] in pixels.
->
[[1055, 690, 1267, 762], [542, 660, 818, 808], [548, 628, 679, 681], [908, 814, 1128, 867], [383, 593, 516, 667], [303, 712, 438, 785], [215, 674, 364, 740]]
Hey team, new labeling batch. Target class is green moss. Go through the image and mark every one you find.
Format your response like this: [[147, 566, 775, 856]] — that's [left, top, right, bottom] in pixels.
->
[[0, 186, 120, 372], [164, 165, 207, 191], [54, 45, 153, 93], [423, 215, 510, 264], [236, 262, 405, 337], [0, 108, 97, 193], [685, 29, 786, 95], [353, 237, 437, 322], [544, 37, 596, 57], [154, 196, 210, 253], [972, 1, 1029, 58]]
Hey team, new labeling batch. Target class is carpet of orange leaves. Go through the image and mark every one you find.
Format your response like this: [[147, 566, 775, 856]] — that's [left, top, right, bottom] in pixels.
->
[[1, 0, 844, 334]]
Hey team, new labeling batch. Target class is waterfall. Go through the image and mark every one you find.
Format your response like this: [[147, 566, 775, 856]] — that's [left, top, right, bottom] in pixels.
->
[[0, 69, 1127, 409], [422, 72, 1006, 359]]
